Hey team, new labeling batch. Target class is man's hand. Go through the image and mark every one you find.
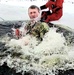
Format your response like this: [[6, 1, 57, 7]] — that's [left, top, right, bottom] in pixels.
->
[[40, 5, 47, 10]]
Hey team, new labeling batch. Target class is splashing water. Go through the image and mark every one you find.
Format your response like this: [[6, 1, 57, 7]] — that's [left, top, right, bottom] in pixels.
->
[[0, 22, 74, 75]]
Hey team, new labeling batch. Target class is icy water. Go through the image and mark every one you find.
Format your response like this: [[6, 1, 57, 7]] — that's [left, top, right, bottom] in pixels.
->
[[0, 21, 74, 75]]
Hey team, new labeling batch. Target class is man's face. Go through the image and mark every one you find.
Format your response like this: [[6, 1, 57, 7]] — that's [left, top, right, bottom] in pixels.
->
[[28, 8, 40, 19]]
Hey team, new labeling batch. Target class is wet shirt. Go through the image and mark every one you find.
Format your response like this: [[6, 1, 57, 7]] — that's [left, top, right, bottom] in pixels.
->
[[25, 21, 49, 41]]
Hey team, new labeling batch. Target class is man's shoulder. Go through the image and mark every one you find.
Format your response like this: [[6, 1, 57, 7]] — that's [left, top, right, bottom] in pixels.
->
[[39, 22, 49, 29], [25, 20, 49, 29]]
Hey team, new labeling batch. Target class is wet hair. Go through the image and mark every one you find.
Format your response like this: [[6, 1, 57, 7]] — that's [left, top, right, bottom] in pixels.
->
[[28, 5, 40, 12]]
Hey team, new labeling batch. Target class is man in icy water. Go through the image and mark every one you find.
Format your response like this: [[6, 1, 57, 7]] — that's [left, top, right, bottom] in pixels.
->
[[25, 5, 49, 41], [13, 5, 49, 41]]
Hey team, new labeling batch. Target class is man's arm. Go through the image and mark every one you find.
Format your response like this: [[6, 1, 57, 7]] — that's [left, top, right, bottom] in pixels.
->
[[40, 5, 47, 10]]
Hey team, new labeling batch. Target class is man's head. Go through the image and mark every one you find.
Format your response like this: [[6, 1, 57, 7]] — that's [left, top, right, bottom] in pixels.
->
[[28, 5, 40, 20]]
